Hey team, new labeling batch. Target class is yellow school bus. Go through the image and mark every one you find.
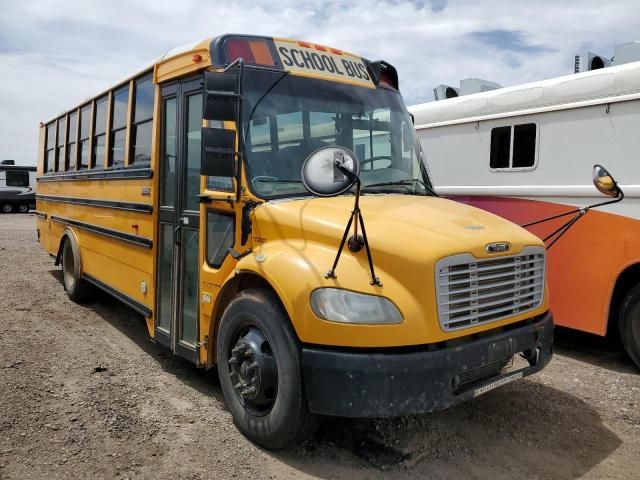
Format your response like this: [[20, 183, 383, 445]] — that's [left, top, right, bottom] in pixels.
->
[[36, 34, 553, 449]]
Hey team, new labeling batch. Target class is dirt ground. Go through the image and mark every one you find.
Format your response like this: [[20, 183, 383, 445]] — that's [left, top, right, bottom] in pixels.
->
[[0, 214, 639, 480]]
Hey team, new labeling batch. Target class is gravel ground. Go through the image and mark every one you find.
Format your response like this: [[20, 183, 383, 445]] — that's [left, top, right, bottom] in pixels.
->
[[0, 214, 639, 480]]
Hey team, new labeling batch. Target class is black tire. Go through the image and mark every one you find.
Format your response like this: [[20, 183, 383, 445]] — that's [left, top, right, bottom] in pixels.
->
[[1, 203, 12, 214], [619, 284, 640, 369], [17, 204, 29, 213], [217, 288, 321, 449], [61, 239, 92, 303]]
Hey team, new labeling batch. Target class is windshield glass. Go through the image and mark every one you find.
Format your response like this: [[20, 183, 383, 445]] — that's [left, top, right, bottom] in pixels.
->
[[242, 69, 432, 199]]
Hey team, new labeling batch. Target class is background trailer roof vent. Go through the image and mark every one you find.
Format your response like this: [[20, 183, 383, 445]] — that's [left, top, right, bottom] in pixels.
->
[[574, 52, 611, 73]]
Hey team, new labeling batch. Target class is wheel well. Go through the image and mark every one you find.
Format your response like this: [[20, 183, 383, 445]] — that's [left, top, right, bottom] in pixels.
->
[[207, 272, 281, 368], [608, 263, 640, 336], [54, 234, 69, 266]]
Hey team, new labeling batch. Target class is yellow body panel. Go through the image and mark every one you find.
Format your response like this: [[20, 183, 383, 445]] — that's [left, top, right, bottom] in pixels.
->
[[228, 195, 548, 347]]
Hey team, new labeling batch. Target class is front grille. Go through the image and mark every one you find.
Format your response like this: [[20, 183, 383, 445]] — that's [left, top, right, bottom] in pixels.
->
[[436, 246, 545, 332]]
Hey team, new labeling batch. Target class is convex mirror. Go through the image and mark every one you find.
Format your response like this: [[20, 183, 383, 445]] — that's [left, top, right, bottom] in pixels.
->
[[592, 164, 621, 198], [301, 146, 360, 197]]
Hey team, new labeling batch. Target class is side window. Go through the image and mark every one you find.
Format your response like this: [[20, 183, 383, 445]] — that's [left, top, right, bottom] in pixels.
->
[[490, 123, 537, 170], [131, 76, 154, 165], [66, 111, 77, 171], [93, 96, 108, 168], [45, 123, 56, 173], [206, 211, 235, 268], [109, 85, 129, 167], [56, 116, 66, 172], [6, 171, 30, 187], [78, 104, 91, 170]]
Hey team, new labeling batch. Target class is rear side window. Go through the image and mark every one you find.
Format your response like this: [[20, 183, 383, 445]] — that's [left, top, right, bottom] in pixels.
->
[[6, 171, 30, 187], [490, 123, 537, 170]]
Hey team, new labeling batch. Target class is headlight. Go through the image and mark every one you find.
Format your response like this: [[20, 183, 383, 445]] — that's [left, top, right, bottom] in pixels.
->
[[310, 288, 403, 325]]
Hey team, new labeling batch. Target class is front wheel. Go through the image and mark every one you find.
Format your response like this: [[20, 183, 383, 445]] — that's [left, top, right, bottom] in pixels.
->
[[17, 204, 29, 213], [217, 288, 320, 449], [2, 203, 12, 214], [619, 284, 640, 369]]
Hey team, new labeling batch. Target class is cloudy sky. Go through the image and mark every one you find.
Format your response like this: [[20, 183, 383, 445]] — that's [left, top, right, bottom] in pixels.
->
[[2, 0, 639, 165]]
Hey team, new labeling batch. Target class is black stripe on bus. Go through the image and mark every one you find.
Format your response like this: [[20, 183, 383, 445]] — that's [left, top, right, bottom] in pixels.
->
[[50, 215, 153, 248], [83, 273, 152, 318], [36, 166, 153, 182], [34, 211, 47, 219], [37, 195, 152, 213]]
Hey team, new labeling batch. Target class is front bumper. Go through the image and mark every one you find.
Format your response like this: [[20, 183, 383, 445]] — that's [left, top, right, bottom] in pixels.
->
[[301, 311, 553, 417]]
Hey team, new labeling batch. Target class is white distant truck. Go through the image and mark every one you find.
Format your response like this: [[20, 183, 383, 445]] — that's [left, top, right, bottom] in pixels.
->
[[410, 61, 640, 367], [0, 160, 36, 213]]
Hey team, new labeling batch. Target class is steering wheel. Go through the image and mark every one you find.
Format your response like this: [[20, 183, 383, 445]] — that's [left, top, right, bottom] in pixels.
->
[[359, 155, 392, 170]]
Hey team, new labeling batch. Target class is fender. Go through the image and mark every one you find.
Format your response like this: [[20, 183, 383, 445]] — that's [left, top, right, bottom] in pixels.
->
[[55, 228, 83, 281]]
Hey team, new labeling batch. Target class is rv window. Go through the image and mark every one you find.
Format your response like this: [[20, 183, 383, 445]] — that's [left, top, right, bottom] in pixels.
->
[[512, 123, 536, 168], [490, 126, 510, 169], [490, 123, 537, 170], [6, 171, 29, 187]]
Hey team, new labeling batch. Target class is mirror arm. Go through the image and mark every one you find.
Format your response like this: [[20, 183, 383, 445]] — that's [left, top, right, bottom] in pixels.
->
[[326, 162, 382, 286], [223, 58, 246, 203], [522, 189, 623, 249], [521, 189, 623, 228]]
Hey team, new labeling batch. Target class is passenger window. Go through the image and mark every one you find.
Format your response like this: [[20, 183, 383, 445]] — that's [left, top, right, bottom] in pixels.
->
[[109, 85, 129, 167], [66, 111, 78, 171], [490, 123, 536, 170], [56, 116, 66, 172], [206, 211, 235, 268], [93, 96, 108, 168], [78, 105, 91, 170], [45, 123, 56, 173], [6, 171, 29, 187], [131, 75, 154, 165]]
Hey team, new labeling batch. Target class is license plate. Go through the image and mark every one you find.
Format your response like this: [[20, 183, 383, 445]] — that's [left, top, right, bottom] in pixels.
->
[[472, 371, 523, 398]]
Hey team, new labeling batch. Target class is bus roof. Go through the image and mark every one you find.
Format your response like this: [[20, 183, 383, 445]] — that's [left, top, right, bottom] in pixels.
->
[[410, 60, 640, 128]]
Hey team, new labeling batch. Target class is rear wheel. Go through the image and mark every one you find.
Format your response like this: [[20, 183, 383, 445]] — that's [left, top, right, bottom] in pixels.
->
[[62, 239, 92, 303], [619, 284, 640, 369], [17, 204, 29, 213], [2, 203, 12, 213], [217, 288, 321, 449]]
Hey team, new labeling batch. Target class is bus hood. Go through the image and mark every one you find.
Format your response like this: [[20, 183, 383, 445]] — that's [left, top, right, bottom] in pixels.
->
[[251, 194, 543, 263]]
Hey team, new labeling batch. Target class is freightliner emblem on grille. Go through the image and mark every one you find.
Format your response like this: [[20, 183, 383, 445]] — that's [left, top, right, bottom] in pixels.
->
[[485, 242, 511, 253]]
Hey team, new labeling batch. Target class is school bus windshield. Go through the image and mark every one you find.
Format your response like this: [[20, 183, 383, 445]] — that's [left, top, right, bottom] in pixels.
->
[[243, 69, 431, 198]]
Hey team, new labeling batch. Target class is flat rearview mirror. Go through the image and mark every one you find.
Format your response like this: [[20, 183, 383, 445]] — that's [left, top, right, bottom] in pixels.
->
[[592, 164, 620, 198], [301, 146, 359, 197], [201, 127, 236, 177], [203, 71, 239, 121]]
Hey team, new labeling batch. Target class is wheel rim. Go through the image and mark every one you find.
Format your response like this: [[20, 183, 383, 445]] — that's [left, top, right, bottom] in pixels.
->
[[18, 205, 28, 213], [228, 325, 278, 416], [62, 242, 75, 291]]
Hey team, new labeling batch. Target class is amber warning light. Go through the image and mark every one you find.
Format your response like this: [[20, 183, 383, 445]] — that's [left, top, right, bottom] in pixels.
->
[[225, 38, 276, 66]]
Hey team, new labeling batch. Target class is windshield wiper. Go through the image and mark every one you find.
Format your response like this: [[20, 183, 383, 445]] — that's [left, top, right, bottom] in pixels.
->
[[362, 178, 436, 195], [255, 178, 302, 183]]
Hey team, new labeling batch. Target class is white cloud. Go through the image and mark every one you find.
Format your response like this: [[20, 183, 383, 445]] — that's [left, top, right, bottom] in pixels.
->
[[1, 0, 639, 164]]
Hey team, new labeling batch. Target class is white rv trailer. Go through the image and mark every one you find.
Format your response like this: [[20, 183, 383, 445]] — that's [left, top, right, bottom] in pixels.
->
[[0, 160, 36, 213], [409, 61, 640, 367]]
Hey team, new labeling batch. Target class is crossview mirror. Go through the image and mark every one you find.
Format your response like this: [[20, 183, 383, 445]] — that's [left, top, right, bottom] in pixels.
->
[[203, 71, 240, 121], [201, 127, 236, 177], [301, 146, 359, 197], [592, 164, 621, 198], [302, 146, 382, 286]]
